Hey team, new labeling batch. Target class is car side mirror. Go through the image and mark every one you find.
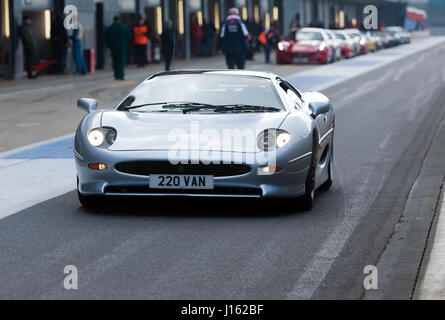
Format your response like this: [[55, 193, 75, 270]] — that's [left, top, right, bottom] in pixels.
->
[[77, 98, 98, 113], [309, 101, 330, 118]]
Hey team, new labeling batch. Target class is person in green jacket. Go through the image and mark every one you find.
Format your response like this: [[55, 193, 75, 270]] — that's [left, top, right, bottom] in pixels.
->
[[21, 16, 39, 79], [105, 16, 132, 80]]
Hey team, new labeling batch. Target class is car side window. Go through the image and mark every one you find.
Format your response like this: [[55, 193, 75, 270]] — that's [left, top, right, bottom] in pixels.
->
[[279, 80, 304, 109]]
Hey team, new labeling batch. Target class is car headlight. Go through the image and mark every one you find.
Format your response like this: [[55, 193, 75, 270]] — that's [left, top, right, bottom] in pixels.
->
[[319, 42, 326, 51], [258, 129, 291, 151], [278, 42, 284, 51], [106, 130, 117, 145], [88, 129, 105, 147], [87, 128, 117, 148], [360, 38, 365, 45], [276, 131, 291, 148]]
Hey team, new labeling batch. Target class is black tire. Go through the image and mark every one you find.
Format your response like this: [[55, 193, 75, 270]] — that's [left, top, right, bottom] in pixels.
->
[[319, 147, 333, 191], [77, 177, 100, 208], [77, 190, 101, 208], [300, 139, 318, 211]]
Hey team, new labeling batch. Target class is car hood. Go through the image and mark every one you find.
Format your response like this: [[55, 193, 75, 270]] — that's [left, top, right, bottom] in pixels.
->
[[101, 110, 289, 152], [289, 40, 321, 52]]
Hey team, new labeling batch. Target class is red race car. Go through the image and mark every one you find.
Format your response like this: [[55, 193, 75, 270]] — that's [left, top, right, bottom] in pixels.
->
[[333, 30, 357, 58], [276, 28, 334, 64]]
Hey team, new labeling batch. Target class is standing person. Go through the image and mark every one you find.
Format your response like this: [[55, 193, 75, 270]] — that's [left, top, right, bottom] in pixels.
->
[[262, 22, 280, 64], [191, 18, 203, 57], [161, 20, 175, 71], [20, 16, 38, 79], [124, 19, 134, 65], [72, 22, 87, 75], [51, 13, 69, 75], [133, 17, 149, 68], [289, 14, 301, 29], [202, 19, 216, 56], [219, 8, 249, 69], [105, 16, 132, 80]]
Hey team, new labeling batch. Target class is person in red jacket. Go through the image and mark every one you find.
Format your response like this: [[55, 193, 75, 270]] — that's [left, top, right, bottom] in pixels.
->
[[191, 18, 203, 57], [133, 17, 149, 68]]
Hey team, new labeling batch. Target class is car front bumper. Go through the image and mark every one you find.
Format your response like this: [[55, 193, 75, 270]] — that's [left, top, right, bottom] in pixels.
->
[[276, 49, 327, 64], [75, 149, 312, 199]]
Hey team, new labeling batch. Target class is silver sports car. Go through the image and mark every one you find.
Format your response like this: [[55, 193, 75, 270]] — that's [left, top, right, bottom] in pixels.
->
[[75, 70, 335, 210]]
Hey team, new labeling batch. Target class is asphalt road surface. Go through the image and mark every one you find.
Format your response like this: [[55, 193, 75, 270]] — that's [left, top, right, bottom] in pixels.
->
[[0, 41, 445, 299]]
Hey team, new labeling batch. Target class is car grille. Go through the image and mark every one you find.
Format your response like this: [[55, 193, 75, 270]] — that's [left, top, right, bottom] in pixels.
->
[[105, 186, 262, 197], [288, 52, 316, 58], [114, 161, 252, 177]]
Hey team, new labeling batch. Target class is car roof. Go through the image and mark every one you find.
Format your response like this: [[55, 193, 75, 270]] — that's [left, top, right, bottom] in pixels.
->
[[299, 27, 325, 32], [146, 69, 276, 81]]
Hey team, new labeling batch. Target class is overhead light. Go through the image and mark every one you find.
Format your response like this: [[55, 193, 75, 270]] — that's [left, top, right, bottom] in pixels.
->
[[254, 5, 259, 24], [197, 10, 203, 27], [339, 10, 345, 29], [156, 6, 162, 35], [273, 6, 279, 21], [44, 10, 51, 40], [265, 12, 270, 29], [214, 1, 220, 30], [178, 0, 184, 35], [3, 0, 10, 38], [242, 7, 248, 21]]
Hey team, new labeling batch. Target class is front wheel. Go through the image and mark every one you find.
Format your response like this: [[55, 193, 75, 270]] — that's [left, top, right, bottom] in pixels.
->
[[77, 177, 101, 208], [300, 142, 317, 210], [319, 147, 333, 191]]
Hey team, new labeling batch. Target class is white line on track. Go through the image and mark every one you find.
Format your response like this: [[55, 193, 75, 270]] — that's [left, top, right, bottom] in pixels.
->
[[343, 72, 392, 101], [41, 229, 165, 299], [417, 183, 445, 299], [0, 159, 76, 219], [392, 63, 417, 82], [379, 133, 392, 150]]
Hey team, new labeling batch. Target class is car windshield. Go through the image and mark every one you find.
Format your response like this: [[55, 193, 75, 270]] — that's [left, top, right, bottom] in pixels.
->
[[296, 31, 324, 41], [387, 27, 403, 32], [120, 73, 284, 112], [348, 31, 360, 38], [335, 33, 345, 40]]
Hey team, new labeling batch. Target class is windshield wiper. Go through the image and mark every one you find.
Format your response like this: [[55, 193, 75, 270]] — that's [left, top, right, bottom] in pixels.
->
[[213, 105, 282, 113], [123, 102, 214, 112], [123, 102, 169, 110], [124, 102, 282, 114], [180, 104, 282, 114], [162, 102, 217, 114]]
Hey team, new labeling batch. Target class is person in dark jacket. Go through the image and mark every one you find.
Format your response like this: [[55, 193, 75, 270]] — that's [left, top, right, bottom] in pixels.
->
[[263, 22, 280, 64], [219, 8, 249, 69], [202, 19, 216, 56], [21, 16, 38, 79], [161, 20, 175, 71], [105, 16, 132, 80], [51, 13, 69, 74]]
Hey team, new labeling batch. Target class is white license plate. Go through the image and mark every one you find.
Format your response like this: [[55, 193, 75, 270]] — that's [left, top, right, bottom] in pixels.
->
[[293, 57, 308, 63], [149, 175, 214, 190]]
